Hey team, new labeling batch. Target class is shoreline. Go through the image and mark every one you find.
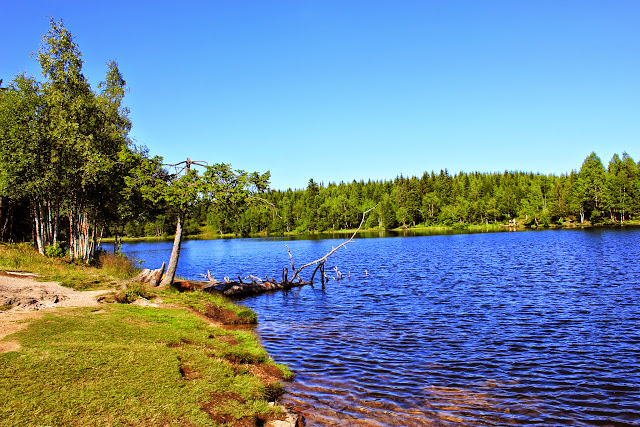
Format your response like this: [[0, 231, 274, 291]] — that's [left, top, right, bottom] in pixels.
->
[[103, 220, 640, 244], [0, 270, 303, 426]]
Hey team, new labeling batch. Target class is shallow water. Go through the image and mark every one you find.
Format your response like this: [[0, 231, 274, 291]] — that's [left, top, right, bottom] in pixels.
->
[[122, 227, 640, 426]]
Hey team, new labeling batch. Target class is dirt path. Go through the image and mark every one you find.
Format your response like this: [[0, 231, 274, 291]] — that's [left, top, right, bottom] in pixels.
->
[[0, 272, 111, 353]]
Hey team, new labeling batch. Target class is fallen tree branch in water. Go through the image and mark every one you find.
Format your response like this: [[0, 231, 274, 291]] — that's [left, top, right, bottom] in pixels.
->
[[174, 205, 377, 297], [288, 204, 377, 284]]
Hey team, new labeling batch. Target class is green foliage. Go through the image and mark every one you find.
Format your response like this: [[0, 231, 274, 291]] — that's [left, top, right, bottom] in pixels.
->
[[113, 282, 157, 303], [134, 151, 639, 236], [183, 219, 201, 236], [44, 243, 64, 258], [576, 152, 607, 222], [0, 19, 137, 260]]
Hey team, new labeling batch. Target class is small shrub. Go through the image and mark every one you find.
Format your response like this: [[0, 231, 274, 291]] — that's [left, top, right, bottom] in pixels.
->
[[45, 243, 65, 258], [183, 220, 201, 236], [590, 209, 603, 224], [236, 308, 258, 323], [115, 282, 156, 304], [262, 381, 285, 402], [540, 213, 551, 227]]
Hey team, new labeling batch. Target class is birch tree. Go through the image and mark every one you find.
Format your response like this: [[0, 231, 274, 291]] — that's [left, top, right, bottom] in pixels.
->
[[0, 19, 133, 259]]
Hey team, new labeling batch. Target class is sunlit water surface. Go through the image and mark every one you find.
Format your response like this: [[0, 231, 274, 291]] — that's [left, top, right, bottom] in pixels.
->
[[122, 228, 640, 426]]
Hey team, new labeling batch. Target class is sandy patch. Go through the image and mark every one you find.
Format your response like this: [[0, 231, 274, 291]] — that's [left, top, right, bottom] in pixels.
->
[[0, 273, 111, 353]]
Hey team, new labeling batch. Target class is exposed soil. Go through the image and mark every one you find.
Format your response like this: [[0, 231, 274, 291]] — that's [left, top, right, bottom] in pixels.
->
[[206, 303, 248, 325], [0, 272, 111, 353]]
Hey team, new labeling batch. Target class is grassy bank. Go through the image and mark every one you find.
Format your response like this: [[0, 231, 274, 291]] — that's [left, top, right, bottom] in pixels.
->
[[0, 243, 138, 289], [0, 244, 292, 426], [1, 305, 291, 425]]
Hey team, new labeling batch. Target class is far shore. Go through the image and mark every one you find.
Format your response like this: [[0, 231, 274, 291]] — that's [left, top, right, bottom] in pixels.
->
[[102, 219, 640, 244]]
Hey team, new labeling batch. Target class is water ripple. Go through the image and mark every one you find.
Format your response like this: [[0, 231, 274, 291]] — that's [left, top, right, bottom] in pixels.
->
[[123, 227, 640, 426]]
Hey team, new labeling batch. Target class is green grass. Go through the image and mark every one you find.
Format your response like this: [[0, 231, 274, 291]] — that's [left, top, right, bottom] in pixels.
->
[[0, 305, 290, 426], [0, 243, 138, 290], [0, 243, 292, 425], [98, 283, 259, 325]]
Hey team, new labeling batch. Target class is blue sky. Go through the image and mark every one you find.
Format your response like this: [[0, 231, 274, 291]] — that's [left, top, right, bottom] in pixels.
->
[[1, 1, 638, 190]]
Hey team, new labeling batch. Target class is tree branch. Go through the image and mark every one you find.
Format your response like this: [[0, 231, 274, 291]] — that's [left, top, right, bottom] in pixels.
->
[[289, 204, 377, 283], [248, 195, 283, 220]]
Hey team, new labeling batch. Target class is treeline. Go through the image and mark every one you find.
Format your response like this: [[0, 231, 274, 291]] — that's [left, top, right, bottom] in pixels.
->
[[2, 22, 638, 251], [0, 19, 267, 264], [127, 151, 638, 238]]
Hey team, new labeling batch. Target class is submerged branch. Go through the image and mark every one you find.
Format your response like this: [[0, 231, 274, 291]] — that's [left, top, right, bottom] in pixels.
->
[[172, 205, 377, 297]]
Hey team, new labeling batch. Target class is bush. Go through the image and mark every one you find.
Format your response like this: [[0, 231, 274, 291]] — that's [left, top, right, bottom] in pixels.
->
[[183, 220, 201, 236], [262, 381, 285, 402], [590, 209, 603, 224], [114, 282, 156, 304], [97, 251, 139, 279], [45, 243, 65, 258]]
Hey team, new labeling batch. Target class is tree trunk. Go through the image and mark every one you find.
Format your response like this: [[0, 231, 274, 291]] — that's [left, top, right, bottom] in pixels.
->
[[33, 204, 45, 255], [68, 204, 100, 262], [33, 200, 57, 255], [160, 209, 186, 286]]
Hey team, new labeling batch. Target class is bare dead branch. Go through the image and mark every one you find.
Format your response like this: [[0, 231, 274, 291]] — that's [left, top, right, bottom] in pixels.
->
[[286, 245, 296, 271], [248, 195, 284, 220], [289, 204, 377, 283]]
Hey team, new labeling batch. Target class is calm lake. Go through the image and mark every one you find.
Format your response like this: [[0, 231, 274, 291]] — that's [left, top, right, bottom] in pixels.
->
[[121, 227, 640, 426]]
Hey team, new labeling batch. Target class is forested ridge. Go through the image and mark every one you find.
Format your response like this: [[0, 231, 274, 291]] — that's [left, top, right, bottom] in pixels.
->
[[1, 21, 638, 252], [130, 150, 639, 239]]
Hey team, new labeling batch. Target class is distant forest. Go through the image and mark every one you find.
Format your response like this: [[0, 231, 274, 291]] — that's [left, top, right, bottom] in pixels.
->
[[126, 151, 639, 238], [4, 21, 637, 259]]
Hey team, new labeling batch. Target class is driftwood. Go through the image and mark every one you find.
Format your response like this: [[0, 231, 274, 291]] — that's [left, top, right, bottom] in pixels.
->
[[173, 278, 308, 297], [174, 205, 377, 298], [168, 206, 377, 298], [135, 262, 166, 287], [286, 204, 377, 284]]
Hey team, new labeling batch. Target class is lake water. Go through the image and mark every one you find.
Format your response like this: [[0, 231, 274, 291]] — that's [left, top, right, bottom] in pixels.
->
[[121, 228, 640, 426]]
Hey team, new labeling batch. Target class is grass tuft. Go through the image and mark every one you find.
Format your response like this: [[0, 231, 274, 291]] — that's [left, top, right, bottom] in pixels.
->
[[115, 282, 157, 303]]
